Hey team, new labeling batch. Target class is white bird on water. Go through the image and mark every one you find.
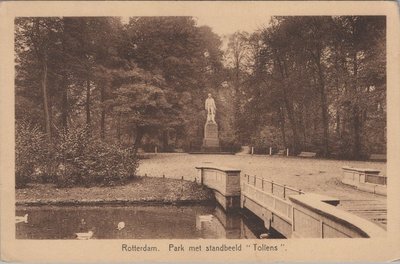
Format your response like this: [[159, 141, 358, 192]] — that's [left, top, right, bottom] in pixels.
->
[[117, 222, 125, 230], [75, 231, 94, 240], [16, 214, 28, 224]]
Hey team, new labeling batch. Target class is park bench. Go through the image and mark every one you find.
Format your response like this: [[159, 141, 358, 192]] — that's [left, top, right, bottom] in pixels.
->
[[369, 153, 386, 161], [137, 148, 152, 159], [298, 151, 317, 158], [137, 153, 151, 159], [174, 148, 185, 153], [276, 149, 285, 155]]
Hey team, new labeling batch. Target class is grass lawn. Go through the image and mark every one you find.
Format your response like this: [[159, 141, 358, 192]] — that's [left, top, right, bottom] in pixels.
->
[[16, 177, 213, 205]]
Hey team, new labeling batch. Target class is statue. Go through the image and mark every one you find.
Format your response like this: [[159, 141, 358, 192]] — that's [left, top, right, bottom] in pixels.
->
[[205, 93, 216, 123], [202, 93, 219, 151]]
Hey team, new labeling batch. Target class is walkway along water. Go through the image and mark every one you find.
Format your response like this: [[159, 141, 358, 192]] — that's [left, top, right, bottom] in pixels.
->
[[195, 165, 386, 238]]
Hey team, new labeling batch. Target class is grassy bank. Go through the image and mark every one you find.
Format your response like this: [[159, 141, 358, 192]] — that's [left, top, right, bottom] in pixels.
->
[[16, 177, 214, 206]]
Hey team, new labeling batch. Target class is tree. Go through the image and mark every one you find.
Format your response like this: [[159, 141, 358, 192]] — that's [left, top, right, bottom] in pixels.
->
[[242, 16, 386, 158], [111, 66, 182, 149], [124, 17, 224, 150], [15, 17, 64, 141]]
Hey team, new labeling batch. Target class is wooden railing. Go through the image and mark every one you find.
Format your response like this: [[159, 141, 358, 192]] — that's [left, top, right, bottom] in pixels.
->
[[242, 183, 293, 222], [242, 174, 304, 200], [241, 174, 303, 224]]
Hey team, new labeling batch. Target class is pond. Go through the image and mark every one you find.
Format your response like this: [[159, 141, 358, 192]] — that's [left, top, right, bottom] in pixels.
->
[[16, 204, 272, 239]]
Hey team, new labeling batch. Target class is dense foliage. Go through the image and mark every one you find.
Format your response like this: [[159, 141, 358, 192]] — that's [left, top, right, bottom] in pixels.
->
[[15, 122, 48, 188], [229, 16, 386, 159], [53, 126, 138, 187], [16, 122, 138, 187]]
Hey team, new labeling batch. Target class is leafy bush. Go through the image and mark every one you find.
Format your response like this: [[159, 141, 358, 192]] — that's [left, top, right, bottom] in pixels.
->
[[15, 121, 48, 188], [16, 124, 139, 188], [54, 126, 139, 187]]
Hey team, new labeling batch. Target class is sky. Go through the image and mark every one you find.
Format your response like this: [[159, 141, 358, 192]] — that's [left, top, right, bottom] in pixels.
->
[[194, 14, 271, 37], [121, 13, 271, 37]]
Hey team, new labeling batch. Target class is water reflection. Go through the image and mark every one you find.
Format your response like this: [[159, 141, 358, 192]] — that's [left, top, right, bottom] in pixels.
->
[[16, 204, 268, 239]]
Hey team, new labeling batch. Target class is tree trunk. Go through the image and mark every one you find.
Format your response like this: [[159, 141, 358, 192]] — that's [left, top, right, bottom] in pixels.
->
[[162, 130, 169, 151], [299, 104, 308, 148], [275, 55, 301, 154], [100, 84, 105, 140], [278, 106, 287, 148], [234, 63, 242, 143], [61, 75, 69, 131], [116, 113, 121, 143], [353, 106, 361, 159], [315, 57, 330, 157], [282, 87, 300, 154], [41, 53, 51, 141], [85, 77, 91, 130], [336, 111, 341, 135], [133, 127, 144, 150], [352, 50, 362, 159], [334, 43, 341, 136]]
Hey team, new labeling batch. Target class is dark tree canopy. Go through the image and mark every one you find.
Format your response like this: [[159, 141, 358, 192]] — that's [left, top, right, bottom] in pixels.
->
[[15, 16, 386, 159]]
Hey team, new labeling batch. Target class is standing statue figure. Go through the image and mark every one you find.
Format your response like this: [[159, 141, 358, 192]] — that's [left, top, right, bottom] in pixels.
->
[[205, 93, 216, 123]]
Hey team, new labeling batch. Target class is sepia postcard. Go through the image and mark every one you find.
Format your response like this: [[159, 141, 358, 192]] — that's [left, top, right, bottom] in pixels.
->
[[1, 1, 400, 262]]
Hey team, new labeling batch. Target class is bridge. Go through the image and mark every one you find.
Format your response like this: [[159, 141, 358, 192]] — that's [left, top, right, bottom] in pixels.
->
[[195, 166, 385, 238], [195, 205, 260, 239]]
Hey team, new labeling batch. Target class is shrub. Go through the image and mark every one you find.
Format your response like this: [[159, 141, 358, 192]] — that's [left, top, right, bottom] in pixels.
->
[[15, 121, 48, 188], [79, 139, 138, 186], [54, 127, 139, 187], [16, 123, 139, 188]]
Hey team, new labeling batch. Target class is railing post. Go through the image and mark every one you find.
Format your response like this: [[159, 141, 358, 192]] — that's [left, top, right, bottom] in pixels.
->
[[254, 175, 256, 186], [283, 185, 286, 199], [262, 179, 264, 190], [271, 181, 274, 194]]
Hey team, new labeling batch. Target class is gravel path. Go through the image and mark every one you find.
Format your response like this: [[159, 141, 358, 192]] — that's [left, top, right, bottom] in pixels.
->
[[138, 153, 386, 200]]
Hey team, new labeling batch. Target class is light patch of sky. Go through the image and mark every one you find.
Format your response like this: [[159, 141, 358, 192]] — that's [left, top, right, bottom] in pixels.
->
[[121, 14, 271, 37], [194, 14, 271, 37], [120, 14, 271, 53]]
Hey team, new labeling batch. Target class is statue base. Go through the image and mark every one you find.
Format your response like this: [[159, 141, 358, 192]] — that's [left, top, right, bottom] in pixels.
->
[[202, 121, 220, 152]]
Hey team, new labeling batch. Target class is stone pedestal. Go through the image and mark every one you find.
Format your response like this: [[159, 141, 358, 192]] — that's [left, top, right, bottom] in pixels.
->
[[202, 121, 220, 151]]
